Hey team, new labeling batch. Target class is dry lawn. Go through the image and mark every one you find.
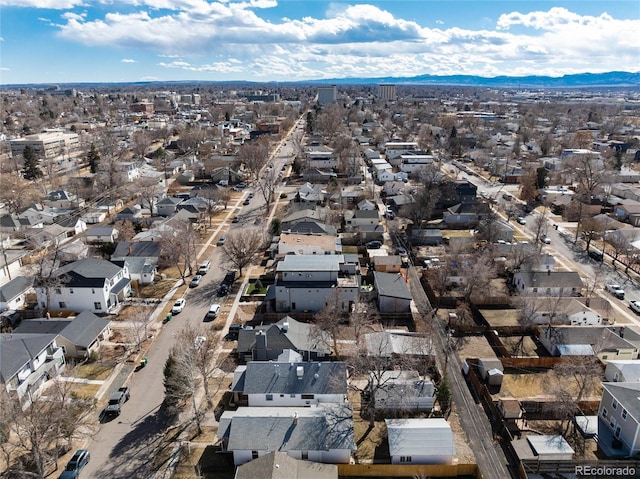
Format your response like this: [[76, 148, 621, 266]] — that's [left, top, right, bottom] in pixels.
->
[[72, 363, 113, 380], [69, 383, 101, 400], [139, 279, 176, 298], [500, 369, 603, 400]]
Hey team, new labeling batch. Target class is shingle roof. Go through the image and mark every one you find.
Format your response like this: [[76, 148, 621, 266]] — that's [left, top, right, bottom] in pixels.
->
[[234, 451, 338, 479], [602, 382, 640, 422], [365, 330, 433, 357], [0, 333, 57, 381], [373, 272, 412, 300], [237, 361, 347, 396], [236, 317, 330, 356], [219, 404, 355, 453], [516, 271, 583, 289], [60, 311, 110, 347], [0, 276, 33, 302]]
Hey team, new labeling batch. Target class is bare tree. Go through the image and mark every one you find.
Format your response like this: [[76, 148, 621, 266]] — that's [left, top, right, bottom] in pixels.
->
[[530, 209, 550, 249], [136, 177, 162, 215], [159, 220, 197, 280], [237, 136, 270, 182], [578, 216, 605, 253], [256, 167, 280, 211], [0, 175, 43, 214], [30, 236, 69, 315], [219, 228, 265, 277], [113, 220, 136, 242]]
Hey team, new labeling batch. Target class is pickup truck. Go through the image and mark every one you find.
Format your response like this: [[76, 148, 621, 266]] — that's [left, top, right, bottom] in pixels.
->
[[605, 284, 625, 300], [104, 387, 130, 416]]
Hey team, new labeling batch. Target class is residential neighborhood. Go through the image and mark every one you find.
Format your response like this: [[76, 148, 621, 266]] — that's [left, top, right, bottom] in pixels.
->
[[1, 80, 640, 479]]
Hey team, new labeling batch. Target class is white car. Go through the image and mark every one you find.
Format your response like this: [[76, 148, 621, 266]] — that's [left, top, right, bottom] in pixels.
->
[[630, 301, 640, 315], [542, 236, 551, 244], [194, 336, 207, 349], [605, 284, 625, 300], [171, 298, 186, 314]]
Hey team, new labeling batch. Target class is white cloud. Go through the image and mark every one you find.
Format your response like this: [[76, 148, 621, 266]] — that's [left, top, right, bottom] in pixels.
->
[[121, 58, 137, 63], [25, 3, 640, 79], [2, 0, 85, 7]]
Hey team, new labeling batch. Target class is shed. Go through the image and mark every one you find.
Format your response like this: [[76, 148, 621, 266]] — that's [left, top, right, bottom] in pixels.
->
[[477, 357, 503, 381], [525, 435, 574, 461], [385, 418, 455, 464]]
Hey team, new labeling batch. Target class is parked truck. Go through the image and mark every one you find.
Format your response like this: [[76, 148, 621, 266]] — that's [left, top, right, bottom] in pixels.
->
[[104, 387, 130, 417]]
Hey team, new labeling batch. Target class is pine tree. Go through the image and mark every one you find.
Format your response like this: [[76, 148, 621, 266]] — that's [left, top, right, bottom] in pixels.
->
[[87, 142, 100, 174], [21, 145, 43, 180]]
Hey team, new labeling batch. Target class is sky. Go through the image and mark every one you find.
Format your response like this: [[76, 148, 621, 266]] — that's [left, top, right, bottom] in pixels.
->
[[0, 0, 639, 85]]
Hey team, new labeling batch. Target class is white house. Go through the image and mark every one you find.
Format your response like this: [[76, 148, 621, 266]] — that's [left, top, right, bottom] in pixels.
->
[[512, 271, 583, 296], [399, 154, 436, 174], [277, 233, 341, 256], [0, 333, 65, 407], [0, 276, 33, 311], [307, 150, 338, 169], [385, 418, 455, 464], [217, 404, 356, 466], [85, 226, 119, 244], [274, 255, 360, 313], [230, 361, 347, 407], [604, 360, 640, 383], [118, 161, 141, 181], [34, 258, 131, 314]]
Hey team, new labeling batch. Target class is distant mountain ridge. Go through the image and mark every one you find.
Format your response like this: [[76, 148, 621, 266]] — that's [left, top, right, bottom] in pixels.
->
[[3, 71, 639, 89], [314, 71, 640, 88]]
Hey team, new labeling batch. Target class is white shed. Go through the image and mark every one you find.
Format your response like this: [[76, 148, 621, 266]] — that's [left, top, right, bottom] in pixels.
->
[[385, 418, 455, 465]]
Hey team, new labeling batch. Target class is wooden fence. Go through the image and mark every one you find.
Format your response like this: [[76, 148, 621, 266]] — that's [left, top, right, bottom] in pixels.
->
[[337, 462, 481, 478]]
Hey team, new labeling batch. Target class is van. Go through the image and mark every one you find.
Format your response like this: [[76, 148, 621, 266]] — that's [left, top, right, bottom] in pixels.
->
[[218, 180, 229, 187], [198, 260, 211, 275], [207, 303, 221, 319]]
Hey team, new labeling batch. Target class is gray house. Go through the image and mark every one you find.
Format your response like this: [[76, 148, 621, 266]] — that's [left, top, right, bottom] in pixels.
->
[[0, 276, 33, 311], [236, 317, 331, 363], [598, 382, 640, 457], [234, 451, 338, 479], [371, 370, 435, 413], [373, 271, 412, 313]]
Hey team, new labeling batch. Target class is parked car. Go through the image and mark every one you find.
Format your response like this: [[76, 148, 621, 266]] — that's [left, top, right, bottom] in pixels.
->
[[207, 303, 221, 319], [236, 182, 247, 189], [104, 387, 130, 417], [517, 216, 526, 225], [605, 284, 625, 300], [542, 236, 551, 244], [171, 298, 186, 314], [189, 275, 203, 288], [589, 250, 604, 262], [197, 260, 211, 275], [366, 240, 382, 249], [629, 300, 640, 315], [217, 236, 226, 246], [231, 216, 239, 223], [228, 323, 246, 338], [218, 283, 229, 296], [396, 247, 408, 256], [243, 198, 250, 205], [59, 449, 90, 479]]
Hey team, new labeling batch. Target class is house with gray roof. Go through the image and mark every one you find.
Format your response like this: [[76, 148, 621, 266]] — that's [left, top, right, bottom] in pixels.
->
[[0, 333, 65, 406], [234, 451, 338, 479], [370, 370, 435, 414], [236, 317, 331, 363], [604, 360, 640, 383], [231, 361, 347, 407], [86, 226, 119, 244], [34, 258, 131, 314], [14, 311, 111, 359], [283, 221, 337, 236], [538, 325, 638, 361], [217, 403, 356, 466], [156, 196, 183, 217], [45, 190, 84, 209], [512, 271, 583, 296], [0, 276, 33, 311], [373, 271, 413, 313], [598, 382, 640, 457]]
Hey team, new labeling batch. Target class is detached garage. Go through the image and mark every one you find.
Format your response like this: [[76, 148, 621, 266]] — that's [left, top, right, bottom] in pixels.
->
[[386, 418, 456, 465]]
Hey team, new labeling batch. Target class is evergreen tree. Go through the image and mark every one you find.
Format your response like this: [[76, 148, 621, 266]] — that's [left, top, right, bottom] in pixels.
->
[[436, 375, 452, 417], [21, 145, 43, 180], [87, 142, 100, 174]]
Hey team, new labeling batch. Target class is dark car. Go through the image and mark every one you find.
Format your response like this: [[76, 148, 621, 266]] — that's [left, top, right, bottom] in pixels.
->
[[218, 283, 229, 296], [589, 250, 604, 262], [243, 198, 250, 205], [231, 216, 239, 223], [366, 240, 382, 249], [59, 449, 90, 479]]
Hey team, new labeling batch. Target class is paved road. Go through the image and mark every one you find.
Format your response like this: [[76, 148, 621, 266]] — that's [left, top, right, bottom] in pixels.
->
[[82, 118, 307, 479]]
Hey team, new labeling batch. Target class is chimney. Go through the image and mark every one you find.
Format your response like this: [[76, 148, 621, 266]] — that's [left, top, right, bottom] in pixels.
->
[[282, 321, 289, 332], [128, 246, 132, 255], [296, 366, 304, 379], [293, 411, 298, 425], [256, 330, 267, 350]]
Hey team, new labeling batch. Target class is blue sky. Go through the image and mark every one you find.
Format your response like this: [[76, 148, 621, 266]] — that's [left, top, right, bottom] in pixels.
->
[[1, 0, 638, 85]]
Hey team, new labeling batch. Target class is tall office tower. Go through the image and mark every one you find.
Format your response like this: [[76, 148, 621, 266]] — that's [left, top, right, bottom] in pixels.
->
[[378, 84, 397, 101], [317, 85, 338, 105]]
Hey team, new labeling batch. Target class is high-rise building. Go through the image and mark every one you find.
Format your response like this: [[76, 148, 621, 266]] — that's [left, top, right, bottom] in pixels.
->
[[378, 84, 397, 101], [317, 85, 337, 105]]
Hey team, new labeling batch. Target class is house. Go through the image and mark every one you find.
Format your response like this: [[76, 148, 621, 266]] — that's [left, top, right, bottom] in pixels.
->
[[598, 382, 640, 457], [373, 271, 412, 313], [156, 196, 184, 217], [111, 241, 161, 263], [302, 169, 337, 184], [344, 210, 380, 230], [376, 169, 395, 183], [274, 255, 360, 314], [399, 154, 436, 174], [289, 183, 327, 205], [0, 333, 65, 406], [217, 403, 355, 466], [236, 317, 331, 363], [80, 208, 108, 225], [512, 271, 583, 296], [230, 361, 347, 407], [0, 250, 27, 286], [0, 276, 34, 311], [604, 360, 640, 383], [281, 208, 332, 229], [410, 229, 443, 246], [385, 418, 455, 464], [283, 221, 337, 237], [521, 296, 611, 325], [365, 330, 433, 358], [14, 311, 111, 359], [371, 255, 402, 273], [85, 226, 119, 244], [115, 205, 143, 223], [370, 370, 435, 413], [307, 149, 337, 169], [118, 161, 141, 181], [278, 233, 341, 256], [34, 258, 131, 314], [443, 202, 490, 228], [234, 451, 338, 479], [538, 325, 638, 360], [383, 181, 406, 196], [357, 199, 376, 211], [44, 190, 85, 209]]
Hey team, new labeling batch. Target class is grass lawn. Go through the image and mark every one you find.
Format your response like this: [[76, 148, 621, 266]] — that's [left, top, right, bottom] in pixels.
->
[[70, 383, 101, 400], [72, 363, 113, 380], [245, 283, 268, 294]]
